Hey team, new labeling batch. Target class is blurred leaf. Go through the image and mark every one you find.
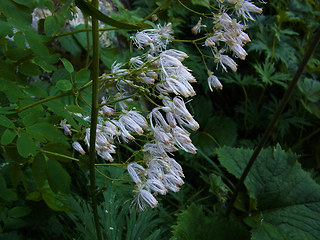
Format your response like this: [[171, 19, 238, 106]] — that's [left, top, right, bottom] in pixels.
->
[[18, 61, 42, 76], [0, 115, 15, 129], [171, 203, 249, 240], [42, 188, 71, 211], [1, 129, 16, 145], [8, 206, 31, 218], [46, 158, 71, 193], [32, 154, 47, 188], [75, 68, 90, 86], [44, 16, 58, 36]]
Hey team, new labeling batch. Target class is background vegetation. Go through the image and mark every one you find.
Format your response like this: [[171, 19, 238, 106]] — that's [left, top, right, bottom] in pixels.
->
[[0, 0, 320, 239]]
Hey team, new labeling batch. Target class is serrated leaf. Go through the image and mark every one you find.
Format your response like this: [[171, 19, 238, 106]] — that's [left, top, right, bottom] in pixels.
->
[[0, 114, 15, 129], [46, 158, 71, 193], [16, 131, 36, 158], [56, 79, 72, 91], [1, 129, 16, 145], [61, 58, 74, 73], [216, 145, 320, 240]]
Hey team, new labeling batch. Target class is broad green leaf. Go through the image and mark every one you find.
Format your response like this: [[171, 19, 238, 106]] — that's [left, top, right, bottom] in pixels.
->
[[1, 129, 16, 145], [26, 122, 68, 144], [60, 58, 74, 73], [0, 174, 18, 202], [0, 0, 31, 24], [18, 61, 42, 76], [0, 115, 15, 129], [42, 188, 71, 211], [43, 142, 72, 163], [171, 203, 249, 240], [44, 16, 58, 36], [58, 34, 83, 57], [0, 19, 12, 37], [46, 158, 71, 193], [32, 154, 47, 187], [16, 131, 36, 158], [14, 31, 26, 49], [56, 79, 72, 91], [8, 206, 31, 218], [26, 191, 42, 201], [75, 68, 90, 86], [216, 145, 320, 240], [65, 104, 86, 113]]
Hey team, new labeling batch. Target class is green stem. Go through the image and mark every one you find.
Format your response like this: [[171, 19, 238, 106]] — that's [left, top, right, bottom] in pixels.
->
[[226, 26, 320, 217], [40, 150, 80, 162], [89, 0, 102, 238], [15, 91, 72, 113], [140, 6, 161, 23]]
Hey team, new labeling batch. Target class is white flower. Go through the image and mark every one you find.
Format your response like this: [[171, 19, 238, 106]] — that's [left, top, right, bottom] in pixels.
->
[[72, 141, 85, 155], [134, 188, 158, 211], [127, 163, 145, 184], [60, 119, 72, 136], [235, 0, 263, 21], [207, 71, 223, 91], [172, 126, 197, 154], [214, 52, 238, 72], [191, 17, 207, 35], [146, 179, 167, 195]]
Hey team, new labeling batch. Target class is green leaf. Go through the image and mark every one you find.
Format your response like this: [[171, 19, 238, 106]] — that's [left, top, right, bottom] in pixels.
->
[[42, 188, 71, 211], [75, 0, 145, 29], [60, 58, 74, 73], [18, 61, 42, 76], [1, 129, 16, 145], [14, 31, 26, 49], [44, 16, 58, 36], [75, 68, 90, 86], [65, 104, 86, 113], [56, 79, 72, 91], [58, 34, 83, 57], [171, 204, 249, 240], [0, 19, 12, 38], [216, 145, 320, 240], [8, 206, 31, 218], [0, 114, 15, 129], [43, 142, 72, 163], [46, 158, 71, 193], [16, 131, 36, 158], [26, 122, 68, 144], [32, 154, 47, 188]]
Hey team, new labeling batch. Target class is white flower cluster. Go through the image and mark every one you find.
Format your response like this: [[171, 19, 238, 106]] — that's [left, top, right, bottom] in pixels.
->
[[192, 0, 263, 91], [60, 23, 198, 211], [126, 24, 199, 211]]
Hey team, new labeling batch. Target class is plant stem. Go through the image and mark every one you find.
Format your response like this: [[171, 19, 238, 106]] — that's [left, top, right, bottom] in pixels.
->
[[226, 26, 320, 217], [89, 0, 102, 238]]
